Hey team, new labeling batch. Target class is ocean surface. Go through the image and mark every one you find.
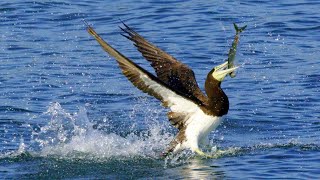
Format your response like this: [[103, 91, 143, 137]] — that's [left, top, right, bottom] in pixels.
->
[[0, 0, 319, 179]]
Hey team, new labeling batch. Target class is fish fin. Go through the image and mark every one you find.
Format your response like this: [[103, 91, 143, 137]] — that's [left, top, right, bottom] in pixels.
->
[[233, 23, 247, 33]]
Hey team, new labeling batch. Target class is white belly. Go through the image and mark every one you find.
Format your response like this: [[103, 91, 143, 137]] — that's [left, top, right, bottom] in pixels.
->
[[182, 110, 223, 151]]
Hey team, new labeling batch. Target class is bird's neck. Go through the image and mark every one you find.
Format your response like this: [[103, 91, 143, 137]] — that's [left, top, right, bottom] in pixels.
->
[[204, 75, 229, 116]]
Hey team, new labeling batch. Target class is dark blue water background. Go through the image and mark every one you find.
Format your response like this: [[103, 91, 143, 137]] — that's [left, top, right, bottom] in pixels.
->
[[0, 0, 319, 179]]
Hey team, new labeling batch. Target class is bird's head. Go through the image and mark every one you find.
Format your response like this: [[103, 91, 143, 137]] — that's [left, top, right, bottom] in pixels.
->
[[211, 61, 239, 82]]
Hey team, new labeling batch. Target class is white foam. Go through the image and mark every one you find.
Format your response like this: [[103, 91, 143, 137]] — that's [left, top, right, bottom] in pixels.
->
[[30, 102, 172, 160]]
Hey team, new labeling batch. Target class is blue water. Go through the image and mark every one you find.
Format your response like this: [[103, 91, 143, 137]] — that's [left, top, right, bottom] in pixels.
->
[[1, 0, 319, 179]]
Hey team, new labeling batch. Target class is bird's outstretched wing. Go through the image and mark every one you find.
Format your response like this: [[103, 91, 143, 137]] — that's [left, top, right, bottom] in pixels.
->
[[87, 25, 202, 127], [120, 23, 208, 106]]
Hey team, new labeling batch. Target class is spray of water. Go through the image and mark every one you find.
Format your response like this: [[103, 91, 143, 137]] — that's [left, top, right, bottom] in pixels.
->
[[2, 102, 319, 167], [27, 102, 173, 160]]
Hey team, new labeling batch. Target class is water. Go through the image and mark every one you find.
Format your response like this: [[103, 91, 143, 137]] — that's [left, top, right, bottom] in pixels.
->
[[0, 0, 319, 179]]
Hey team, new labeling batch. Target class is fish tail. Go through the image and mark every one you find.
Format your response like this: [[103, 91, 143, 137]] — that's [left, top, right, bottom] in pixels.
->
[[233, 23, 247, 33]]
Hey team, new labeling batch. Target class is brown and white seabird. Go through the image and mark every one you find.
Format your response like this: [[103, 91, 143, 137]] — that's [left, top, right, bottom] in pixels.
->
[[86, 22, 240, 157]]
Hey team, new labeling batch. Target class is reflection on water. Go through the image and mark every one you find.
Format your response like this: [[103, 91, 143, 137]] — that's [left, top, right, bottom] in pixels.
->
[[180, 159, 225, 179]]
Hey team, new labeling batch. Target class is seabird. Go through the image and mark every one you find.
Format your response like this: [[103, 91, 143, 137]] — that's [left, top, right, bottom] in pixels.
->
[[86, 22, 241, 157]]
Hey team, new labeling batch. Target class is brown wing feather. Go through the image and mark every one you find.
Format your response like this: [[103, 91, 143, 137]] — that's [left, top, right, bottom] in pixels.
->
[[120, 23, 208, 105], [87, 25, 166, 102], [87, 24, 204, 106], [167, 111, 188, 130]]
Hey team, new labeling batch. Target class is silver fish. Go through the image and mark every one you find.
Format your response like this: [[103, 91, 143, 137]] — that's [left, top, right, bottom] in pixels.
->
[[228, 23, 247, 78]]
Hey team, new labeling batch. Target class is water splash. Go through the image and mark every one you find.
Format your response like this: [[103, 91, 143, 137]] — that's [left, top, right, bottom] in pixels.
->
[[0, 138, 27, 159], [1, 102, 320, 167], [28, 102, 172, 160]]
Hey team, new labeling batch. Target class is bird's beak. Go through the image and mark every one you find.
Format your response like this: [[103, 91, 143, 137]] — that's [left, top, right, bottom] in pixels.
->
[[212, 62, 239, 82], [214, 61, 228, 71]]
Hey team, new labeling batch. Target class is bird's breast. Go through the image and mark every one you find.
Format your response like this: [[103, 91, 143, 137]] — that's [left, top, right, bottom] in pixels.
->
[[184, 109, 224, 149]]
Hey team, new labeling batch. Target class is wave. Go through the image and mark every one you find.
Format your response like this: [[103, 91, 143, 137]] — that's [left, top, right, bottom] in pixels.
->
[[0, 106, 34, 113]]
